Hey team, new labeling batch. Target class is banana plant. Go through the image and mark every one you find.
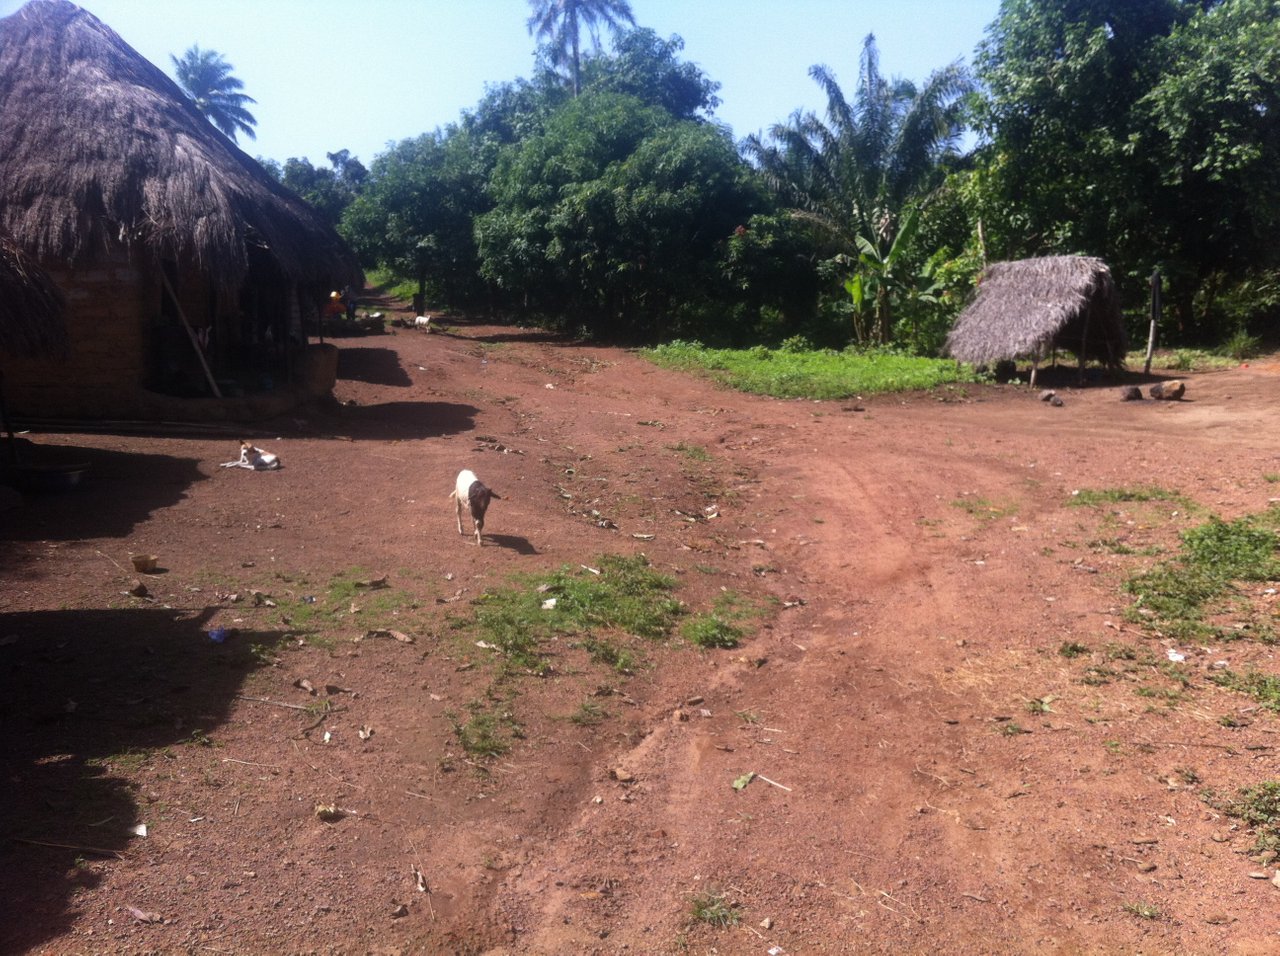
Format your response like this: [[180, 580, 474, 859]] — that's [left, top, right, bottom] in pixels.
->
[[842, 206, 924, 344]]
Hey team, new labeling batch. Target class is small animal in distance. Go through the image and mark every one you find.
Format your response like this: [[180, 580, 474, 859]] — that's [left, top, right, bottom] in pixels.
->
[[450, 469, 500, 545]]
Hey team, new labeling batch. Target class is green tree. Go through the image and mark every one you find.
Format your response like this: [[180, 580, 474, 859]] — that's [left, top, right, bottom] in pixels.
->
[[342, 129, 495, 308], [582, 28, 721, 121], [745, 34, 972, 343], [475, 91, 760, 339], [975, 0, 1280, 339], [261, 150, 368, 229], [170, 44, 258, 142], [526, 0, 636, 96]]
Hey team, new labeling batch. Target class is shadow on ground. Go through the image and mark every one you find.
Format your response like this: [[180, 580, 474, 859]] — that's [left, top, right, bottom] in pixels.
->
[[320, 400, 479, 442], [336, 346, 413, 388], [1, 440, 207, 546], [0, 607, 286, 955]]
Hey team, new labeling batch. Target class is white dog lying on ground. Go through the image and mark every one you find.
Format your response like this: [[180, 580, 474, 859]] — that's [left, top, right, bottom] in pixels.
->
[[220, 440, 281, 471]]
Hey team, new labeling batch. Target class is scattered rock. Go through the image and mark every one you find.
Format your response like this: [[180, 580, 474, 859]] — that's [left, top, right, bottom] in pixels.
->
[[390, 902, 409, 919], [1119, 386, 1144, 401], [1247, 871, 1270, 879], [611, 768, 635, 783], [1150, 380, 1186, 400], [1049, 395, 1065, 407], [127, 579, 149, 597]]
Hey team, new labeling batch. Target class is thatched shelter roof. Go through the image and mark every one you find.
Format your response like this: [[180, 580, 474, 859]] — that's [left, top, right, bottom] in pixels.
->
[[0, 231, 67, 359], [946, 256, 1126, 368], [0, 0, 360, 290]]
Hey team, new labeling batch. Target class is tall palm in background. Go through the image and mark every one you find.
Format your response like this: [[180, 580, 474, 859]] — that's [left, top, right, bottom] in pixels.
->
[[170, 44, 258, 142], [746, 35, 971, 342], [526, 0, 636, 95]]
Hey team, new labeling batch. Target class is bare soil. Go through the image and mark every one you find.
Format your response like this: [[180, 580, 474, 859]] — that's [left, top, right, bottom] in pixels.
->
[[5, 309, 1280, 955]]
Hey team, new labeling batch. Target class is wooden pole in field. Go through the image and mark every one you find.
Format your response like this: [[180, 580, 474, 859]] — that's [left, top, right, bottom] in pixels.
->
[[1144, 268, 1161, 375]]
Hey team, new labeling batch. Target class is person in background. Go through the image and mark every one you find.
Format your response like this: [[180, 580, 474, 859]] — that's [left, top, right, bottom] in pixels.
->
[[342, 285, 358, 321]]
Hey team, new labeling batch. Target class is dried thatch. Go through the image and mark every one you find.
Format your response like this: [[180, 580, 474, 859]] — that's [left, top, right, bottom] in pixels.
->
[[0, 0, 360, 291], [0, 231, 66, 359], [946, 256, 1127, 369]]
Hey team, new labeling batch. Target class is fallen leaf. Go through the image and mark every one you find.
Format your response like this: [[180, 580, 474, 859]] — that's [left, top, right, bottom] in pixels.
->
[[314, 804, 344, 822], [732, 772, 756, 791], [126, 905, 163, 924], [294, 678, 316, 696]]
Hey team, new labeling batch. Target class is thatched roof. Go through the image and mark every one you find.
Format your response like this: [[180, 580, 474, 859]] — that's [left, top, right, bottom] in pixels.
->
[[946, 256, 1127, 368], [0, 0, 360, 291], [0, 231, 67, 359]]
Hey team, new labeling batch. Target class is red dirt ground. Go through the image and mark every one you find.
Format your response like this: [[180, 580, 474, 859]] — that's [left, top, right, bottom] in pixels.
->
[[4, 310, 1280, 955]]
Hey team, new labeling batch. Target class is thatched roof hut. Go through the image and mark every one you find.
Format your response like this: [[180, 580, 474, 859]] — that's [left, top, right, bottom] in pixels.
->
[[0, 0, 360, 419], [0, 232, 66, 360], [946, 256, 1127, 374]]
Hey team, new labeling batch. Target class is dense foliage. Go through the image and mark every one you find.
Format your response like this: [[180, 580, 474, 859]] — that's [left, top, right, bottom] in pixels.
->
[[313, 1, 1280, 352]]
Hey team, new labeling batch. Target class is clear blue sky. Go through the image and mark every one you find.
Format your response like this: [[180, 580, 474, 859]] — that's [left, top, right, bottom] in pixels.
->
[[1, 0, 1002, 167]]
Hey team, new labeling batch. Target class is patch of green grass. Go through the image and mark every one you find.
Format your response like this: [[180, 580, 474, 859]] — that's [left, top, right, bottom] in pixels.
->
[[447, 705, 522, 758], [999, 722, 1026, 736], [682, 614, 744, 648], [952, 496, 1017, 520], [668, 441, 711, 462], [1264, 474, 1280, 485], [1069, 486, 1192, 509], [644, 341, 980, 399], [577, 637, 636, 673], [1126, 514, 1280, 640], [569, 700, 608, 726], [1025, 696, 1056, 714], [1210, 669, 1280, 710], [1203, 781, 1280, 853], [471, 554, 683, 674], [1058, 641, 1090, 659], [278, 568, 415, 634], [688, 888, 739, 928], [681, 589, 765, 650], [1122, 901, 1163, 921]]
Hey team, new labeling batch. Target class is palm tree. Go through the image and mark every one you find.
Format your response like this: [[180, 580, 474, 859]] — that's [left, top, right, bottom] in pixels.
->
[[745, 34, 971, 342], [170, 45, 258, 142], [526, 0, 636, 96]]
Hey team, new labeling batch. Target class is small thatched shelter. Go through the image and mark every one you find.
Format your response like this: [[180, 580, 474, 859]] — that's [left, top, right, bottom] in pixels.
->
[[946, 256, 1127, 383], [0, 0, 361, 420]]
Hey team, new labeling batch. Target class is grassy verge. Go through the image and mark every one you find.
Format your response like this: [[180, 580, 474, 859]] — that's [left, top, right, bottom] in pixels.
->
[[1124, 510, 1280, 641], [643, 341, 982, 399]]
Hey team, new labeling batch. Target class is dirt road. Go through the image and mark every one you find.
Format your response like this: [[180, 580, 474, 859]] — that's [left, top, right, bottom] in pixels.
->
[[4, 316, 1280, 954]]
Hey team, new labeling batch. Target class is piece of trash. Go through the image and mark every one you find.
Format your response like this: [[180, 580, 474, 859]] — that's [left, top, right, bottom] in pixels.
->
[[732, 772, 756, 791], [541, 597, 558, 610], [131, 554, 158, 574], [302, 595, 317, 604], [130, 823, 148, 838], [581, 565, 600, 575], [1166, 648, 1186, 663], [768, 947, 786, 956], [294, 678, 316, 696], [412, 865, 428, 893], [358, 726, 374, 740], [322, 730, 332, 744], [251, 590, 276, 608], [314, 804, 344, 822], [631, 533, 655, 540], [475, 641, 499, 650], [126, 905, 163, 924], [544, 383, 555, 389], [208, 628, 229, 644], [391, 902, 409, 918]]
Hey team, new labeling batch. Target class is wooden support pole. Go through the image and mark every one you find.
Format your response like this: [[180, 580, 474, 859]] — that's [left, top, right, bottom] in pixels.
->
[[1144, 268, 1161, 375], [159, 270, 222, 399], [1078, 308, 1091, 385]]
